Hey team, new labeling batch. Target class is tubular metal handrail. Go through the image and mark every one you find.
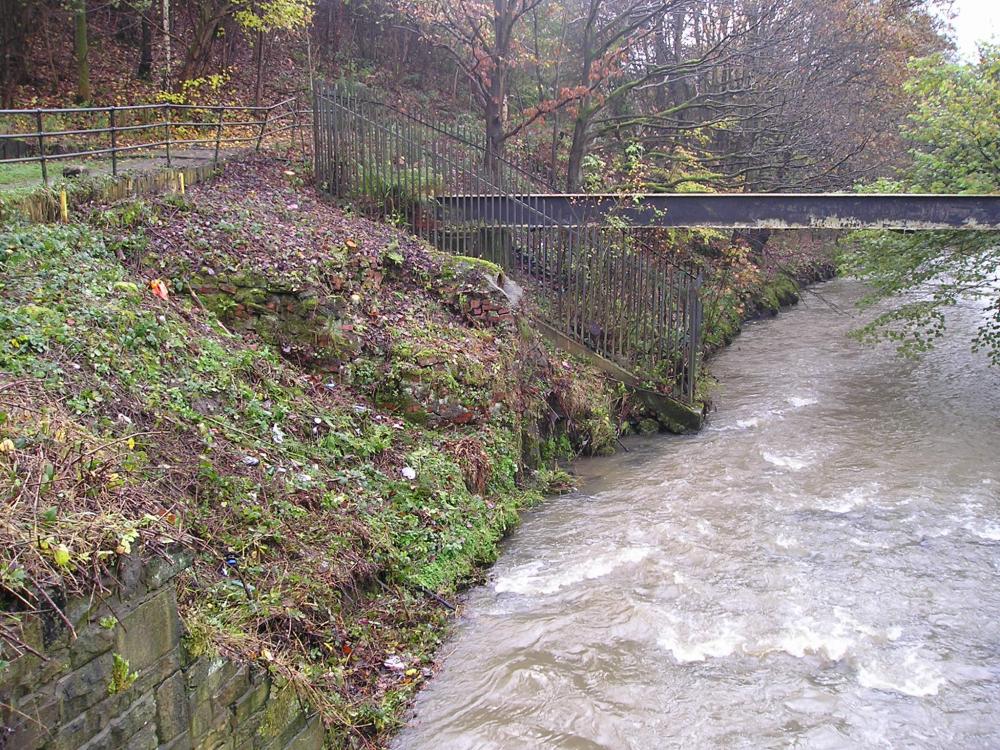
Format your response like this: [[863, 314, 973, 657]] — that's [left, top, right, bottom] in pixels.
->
[[0, 98, 312, 185]]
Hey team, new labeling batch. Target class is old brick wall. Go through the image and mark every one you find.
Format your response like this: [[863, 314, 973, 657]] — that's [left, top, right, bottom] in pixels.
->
[[0, 553, 323, 750]]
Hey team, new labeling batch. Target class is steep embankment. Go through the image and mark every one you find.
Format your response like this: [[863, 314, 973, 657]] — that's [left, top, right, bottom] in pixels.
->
[[0, 157, 634, 745], [699, 231, 837, 355]]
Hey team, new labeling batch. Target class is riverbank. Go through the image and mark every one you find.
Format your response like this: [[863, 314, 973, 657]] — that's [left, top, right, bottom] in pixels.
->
[[0, 156, 683, 747], [0, 157, 839, 747], [700, 230, 837, 357]]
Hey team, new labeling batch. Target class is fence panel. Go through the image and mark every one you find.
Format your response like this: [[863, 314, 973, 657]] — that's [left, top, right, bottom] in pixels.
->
[[0, 99, 311, 187], [313, 83, 702, 402]]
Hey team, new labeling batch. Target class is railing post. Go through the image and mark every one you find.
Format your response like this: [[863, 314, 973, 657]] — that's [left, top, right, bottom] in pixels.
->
[[165, 107, 172, 167], [109, 107, 117, 176], [35, 109, 48, 187], [255, 104, 270, 152], [312, 85, 319, 175], [213, 106, 224, 167]]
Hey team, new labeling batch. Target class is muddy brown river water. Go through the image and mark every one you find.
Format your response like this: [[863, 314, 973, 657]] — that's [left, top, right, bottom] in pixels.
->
[[395, 278, 1000, 749]]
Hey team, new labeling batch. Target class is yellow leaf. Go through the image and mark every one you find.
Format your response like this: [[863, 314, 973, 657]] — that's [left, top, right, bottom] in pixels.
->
[[52, 543, 71, 568], [0, 438, 14, 453]]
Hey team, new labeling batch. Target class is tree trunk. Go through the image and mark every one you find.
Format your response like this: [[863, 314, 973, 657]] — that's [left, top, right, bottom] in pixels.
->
[[482, 0, 515, 181], [484, 92, 505, 181], [138, 12, 153, 80], [565, 9, 596, 192], [177, 3, 230, 85], [253, 29, 265, 106], [162, 0, 171, 88], [73, 1, 91, 103], [0, 0, 30, 107], [565, 108, 589, 192]]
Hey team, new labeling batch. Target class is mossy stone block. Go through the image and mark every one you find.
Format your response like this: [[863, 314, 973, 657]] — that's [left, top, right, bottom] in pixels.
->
[[155, 670, 189, 743], [116, 586, 181, 672]]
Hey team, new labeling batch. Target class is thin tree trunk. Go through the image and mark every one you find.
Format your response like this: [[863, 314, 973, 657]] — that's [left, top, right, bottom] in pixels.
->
[[73, 0, 91, 103], [138, 12, 153, 80], [566, 108, 590, 192], [162, 0, 171, 88], [42, 5, 59, 94], [254, 29, 265, 106]]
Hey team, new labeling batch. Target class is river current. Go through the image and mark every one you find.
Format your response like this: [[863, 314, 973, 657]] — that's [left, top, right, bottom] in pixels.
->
[[395, 278, 1000, 749]]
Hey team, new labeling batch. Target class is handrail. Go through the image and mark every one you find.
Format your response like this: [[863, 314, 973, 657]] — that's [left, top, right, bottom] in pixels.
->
[[313, 83, 703, 401], [0, 98, 297, 117], [0, 98, 311, 186]]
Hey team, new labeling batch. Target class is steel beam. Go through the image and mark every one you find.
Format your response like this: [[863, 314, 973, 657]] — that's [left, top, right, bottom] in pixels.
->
[[437, 193, 1000, 230]]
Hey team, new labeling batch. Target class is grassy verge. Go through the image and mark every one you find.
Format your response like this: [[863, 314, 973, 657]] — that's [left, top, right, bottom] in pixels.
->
[[0, 156, 637, 745]]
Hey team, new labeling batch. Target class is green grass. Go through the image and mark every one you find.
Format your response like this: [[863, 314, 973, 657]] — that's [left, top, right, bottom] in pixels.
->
[[0, 203, 627, 744], [0, 162, 48, 196], [0, 159, 112, 197]]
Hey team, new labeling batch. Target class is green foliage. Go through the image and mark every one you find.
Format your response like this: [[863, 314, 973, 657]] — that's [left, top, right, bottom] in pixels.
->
[[107, 653, 138, 695], [357, 164, 444, 216], [0, 165, 633, 744], [234, 0, 314, 34], [841, 47, 1000, 364]]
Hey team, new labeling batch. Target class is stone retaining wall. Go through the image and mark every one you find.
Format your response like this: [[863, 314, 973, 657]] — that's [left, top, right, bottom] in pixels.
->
[[0, 554, 322, 750]]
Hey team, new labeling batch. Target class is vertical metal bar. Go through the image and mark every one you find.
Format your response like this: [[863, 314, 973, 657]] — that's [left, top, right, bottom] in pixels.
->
[[365, 93, 373, 203], [297, 96, 306, 159], [347, 89, 354, 194], [431, 135, 439, 248], [603, 230, 613, 357], [634, 235, 646, 369], [577, 226, 589, 344], [320, 91, 328, 189], [165, 107, 172, 167], [35, 110, 47, 187], [258, 102, 271, 152], [213, 106, 224, 167], [109, 107, 118, 176]]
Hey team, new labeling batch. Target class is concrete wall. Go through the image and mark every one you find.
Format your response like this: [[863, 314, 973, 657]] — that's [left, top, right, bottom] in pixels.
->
[[0, 553, 323, 750]]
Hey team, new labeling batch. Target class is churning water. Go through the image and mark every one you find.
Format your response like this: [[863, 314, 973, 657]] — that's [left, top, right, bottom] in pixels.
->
[[395, 278, 1000, 749]]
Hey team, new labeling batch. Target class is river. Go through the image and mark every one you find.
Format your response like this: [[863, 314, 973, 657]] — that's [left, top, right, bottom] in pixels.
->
[[394, 278, 1000, 749]]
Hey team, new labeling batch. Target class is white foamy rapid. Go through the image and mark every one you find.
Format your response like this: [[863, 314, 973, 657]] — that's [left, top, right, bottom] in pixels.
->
[[657, 620, 746, 663], [857, 651, 947, 697], [494, 547, 651, 596], [394, 280, 1000, 750], [786, 396, 818, 408], [762, 451, 812, 471]]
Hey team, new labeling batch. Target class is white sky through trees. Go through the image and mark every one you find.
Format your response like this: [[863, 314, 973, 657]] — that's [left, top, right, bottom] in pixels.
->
[[948, 0, 999, 60]]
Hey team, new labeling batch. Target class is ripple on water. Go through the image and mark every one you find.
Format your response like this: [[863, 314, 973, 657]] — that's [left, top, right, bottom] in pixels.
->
[[394, 280, 1000, 750], [857, 650, 947, 697], [494, 547, 652, 596]]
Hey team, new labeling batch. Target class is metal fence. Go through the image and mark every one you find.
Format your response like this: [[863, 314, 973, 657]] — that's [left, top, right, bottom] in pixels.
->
[[314, 83, 702, 401], [0, 98, 311, 187]]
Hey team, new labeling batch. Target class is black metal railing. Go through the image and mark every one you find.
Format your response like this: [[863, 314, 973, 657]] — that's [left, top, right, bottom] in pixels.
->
[[0, 98, 311, 187], [313, 83, 702, 401]]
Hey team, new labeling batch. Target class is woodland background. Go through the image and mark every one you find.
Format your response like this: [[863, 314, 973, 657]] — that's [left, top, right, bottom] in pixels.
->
[[0, 0, 952, 194]]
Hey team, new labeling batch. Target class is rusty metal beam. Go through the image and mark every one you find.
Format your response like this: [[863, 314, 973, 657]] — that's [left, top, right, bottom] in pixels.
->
[[437, 193, 1000, 230]]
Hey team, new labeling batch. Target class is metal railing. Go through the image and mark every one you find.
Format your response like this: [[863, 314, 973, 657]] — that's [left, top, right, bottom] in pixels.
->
[[313, 83, 702, 401], [0, 98, 311, 187]]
